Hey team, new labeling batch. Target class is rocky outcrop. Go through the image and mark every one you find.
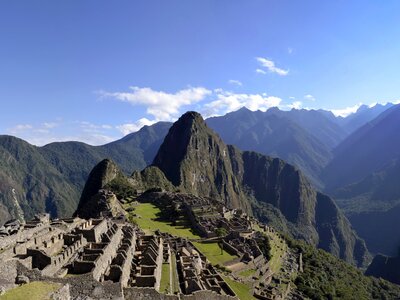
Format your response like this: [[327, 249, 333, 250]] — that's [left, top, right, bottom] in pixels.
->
[[131, 166, 174, 192], [366, 253, 400, 285], [74, 159, 125, 219]]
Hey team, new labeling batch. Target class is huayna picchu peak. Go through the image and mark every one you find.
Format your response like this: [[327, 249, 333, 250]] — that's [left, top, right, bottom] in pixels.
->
[[152, 111, 249, 211]]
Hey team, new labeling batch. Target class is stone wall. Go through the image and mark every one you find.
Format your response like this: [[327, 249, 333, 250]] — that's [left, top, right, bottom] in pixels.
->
[[105, 225, 136, 287], [76, 219, 108, 243], [0, 224, 49, 252], [92, 224, 123, 281], [0, 260, 19, 291], [42, 235, 87, 276], [27, 248, 51, 270], [124, 287, 179, 300], [123, 287, 238, 300]]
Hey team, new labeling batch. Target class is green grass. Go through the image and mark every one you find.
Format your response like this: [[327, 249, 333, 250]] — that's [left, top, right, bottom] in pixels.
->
[[130, 203, 200, 239], [238, 268, 257, 278], [192, 241, 237, 266], [265, 232, 287, 274], [0, 282, 60, 300], [222, 276, 256, 300], [159, 263, 171, 294], [170, 253, 180, 293]]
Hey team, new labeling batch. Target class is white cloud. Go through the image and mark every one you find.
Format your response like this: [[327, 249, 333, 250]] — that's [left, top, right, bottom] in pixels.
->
[[117, 118, 157, 135], [79, 121, 113, 133], [202, 91, 282, 117], [256, 57, 289, 76], [99, 86, 211, 121], [255, 68, 267, 75], [304, 94, 316, 101], [288, 47, 294, 54], [228, 79, 242, 86], [8, 124, 33, 134], [330, 103, 363, 117], [6, 120, 119, 146], [287, 101, 303, 109], [42, 122, 58, 129]]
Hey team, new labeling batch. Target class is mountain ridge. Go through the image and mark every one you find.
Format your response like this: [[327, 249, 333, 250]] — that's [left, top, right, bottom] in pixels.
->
[[0, 122, 170, 223]]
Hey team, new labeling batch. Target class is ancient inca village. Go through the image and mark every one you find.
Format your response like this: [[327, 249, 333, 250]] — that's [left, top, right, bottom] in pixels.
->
[[0, 187, 301, 300]]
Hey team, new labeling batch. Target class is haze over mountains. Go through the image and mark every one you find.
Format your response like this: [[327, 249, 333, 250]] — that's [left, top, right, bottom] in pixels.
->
[[0, 102, 399, 259], [326, 104, 400, 256]]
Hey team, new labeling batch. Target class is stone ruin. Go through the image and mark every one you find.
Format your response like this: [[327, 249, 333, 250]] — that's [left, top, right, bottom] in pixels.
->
[[222, 231, 264, 265], [0, 190, 302, 299], [179, 196, 252, 238], [0, 213, 239, 299]]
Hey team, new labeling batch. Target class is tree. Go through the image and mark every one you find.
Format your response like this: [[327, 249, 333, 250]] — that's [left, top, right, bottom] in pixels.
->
[[215, 227, 228, 237]]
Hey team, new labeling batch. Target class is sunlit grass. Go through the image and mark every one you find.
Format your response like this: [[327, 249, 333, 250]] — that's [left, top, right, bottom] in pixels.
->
[[129, 203, 200, 239], [159, 263, 171, 294], [222, 276, 256, 300], [0, 282, 60, 300], [192, 241, 237, 265], [265, 231, 287, 274], [238, 268, 257, 278]]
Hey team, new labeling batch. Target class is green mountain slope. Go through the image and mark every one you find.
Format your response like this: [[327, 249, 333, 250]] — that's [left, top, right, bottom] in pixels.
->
[[288, 238, 400, 299], [0, 122, 170, 224], [0, 136, 79, 221]]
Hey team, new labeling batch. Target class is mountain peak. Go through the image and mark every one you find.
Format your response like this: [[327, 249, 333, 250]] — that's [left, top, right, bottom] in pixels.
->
[[356, 104, 369, 113], [74, 158, 123, 218], [179, 110, 203, 121], [152, 111, 247, 209]]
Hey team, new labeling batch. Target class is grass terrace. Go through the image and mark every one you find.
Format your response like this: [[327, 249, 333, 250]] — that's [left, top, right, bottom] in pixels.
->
[[265, 231, 287, 274], [0, 282, 60, 300], [192, 241, 238, 266], [170, 253, 180, 294], [159, 263, 171, 294], [128, 202, 200, 239], [222, 276, 256, 300], [238, 268, 257, 278]]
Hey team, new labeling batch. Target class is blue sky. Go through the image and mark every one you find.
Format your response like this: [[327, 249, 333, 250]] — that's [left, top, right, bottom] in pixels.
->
[[1, 0, 400, 145]]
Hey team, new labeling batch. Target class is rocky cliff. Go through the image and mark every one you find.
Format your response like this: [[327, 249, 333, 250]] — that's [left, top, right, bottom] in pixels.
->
[[366, 252, 400, 285]]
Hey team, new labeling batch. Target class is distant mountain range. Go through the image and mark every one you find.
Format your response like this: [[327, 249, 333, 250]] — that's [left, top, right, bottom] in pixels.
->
[[323, 104, 400, 190], [325, 105, 400, 256], [0, 102, 399, 258]]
